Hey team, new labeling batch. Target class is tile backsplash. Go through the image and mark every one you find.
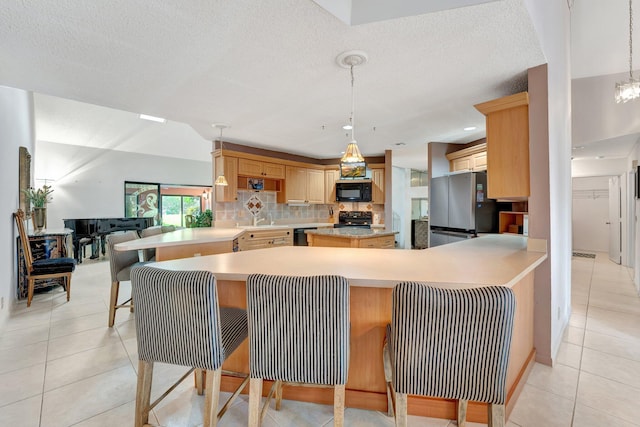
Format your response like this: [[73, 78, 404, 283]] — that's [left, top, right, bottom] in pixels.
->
[[214, 190, 384, 225]]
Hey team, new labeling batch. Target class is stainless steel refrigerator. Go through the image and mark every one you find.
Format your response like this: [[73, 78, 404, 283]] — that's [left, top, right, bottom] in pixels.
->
[[429, 171, 497, 247]]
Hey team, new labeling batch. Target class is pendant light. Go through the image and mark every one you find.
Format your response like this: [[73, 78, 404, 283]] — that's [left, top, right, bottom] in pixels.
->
[[337, 51, 368, 163], [616, 0, 640, 103], [213, 124, 229, 186]]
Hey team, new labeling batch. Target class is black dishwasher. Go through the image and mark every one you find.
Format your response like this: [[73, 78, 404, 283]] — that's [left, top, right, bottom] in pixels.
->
[[293, 227, 316, 246]]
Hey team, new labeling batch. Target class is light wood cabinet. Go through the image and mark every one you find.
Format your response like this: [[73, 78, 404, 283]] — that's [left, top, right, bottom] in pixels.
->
[[475, 92, 530, 200], [285, 166, 325, 204], [446, 143, 487, 172], [214, 155, 238, 202], [499, 211, 529, 235], [238, 229, 293, 251], [371, 168, 385, 204], [325, 169, 340, 204], [238, 158, 285, 179], [306, 232, 396, 248]]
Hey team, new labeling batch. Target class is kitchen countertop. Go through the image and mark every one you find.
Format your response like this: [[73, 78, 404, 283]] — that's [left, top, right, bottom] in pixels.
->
[[114, 227, 245, 251], [152, 234, 547, 289], [304, 227, 398, 239]]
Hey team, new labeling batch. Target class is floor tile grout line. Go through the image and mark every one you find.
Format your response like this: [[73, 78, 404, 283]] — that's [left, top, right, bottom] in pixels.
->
[[66, 399, 136, 427], [570, 254, 595, 427], [39, 292, 54, 427]]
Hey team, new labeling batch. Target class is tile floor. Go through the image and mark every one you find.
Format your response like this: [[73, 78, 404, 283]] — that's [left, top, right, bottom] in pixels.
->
[[0, 252, 638, 426]]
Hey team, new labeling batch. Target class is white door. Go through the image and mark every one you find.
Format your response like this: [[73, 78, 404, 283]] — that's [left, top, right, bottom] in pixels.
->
[[608, 176, 621, 264]]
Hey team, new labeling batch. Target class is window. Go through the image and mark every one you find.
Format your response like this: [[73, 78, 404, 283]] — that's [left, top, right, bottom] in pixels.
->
[[162, 195, 201, 227], [124, 181, 211, 226]]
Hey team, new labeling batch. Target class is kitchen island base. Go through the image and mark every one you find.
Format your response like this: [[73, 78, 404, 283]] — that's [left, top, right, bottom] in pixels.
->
[[215, 270, 534, 423]]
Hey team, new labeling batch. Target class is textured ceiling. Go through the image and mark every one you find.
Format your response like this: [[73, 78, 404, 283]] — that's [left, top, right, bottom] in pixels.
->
[[0, 0, 545, 171]]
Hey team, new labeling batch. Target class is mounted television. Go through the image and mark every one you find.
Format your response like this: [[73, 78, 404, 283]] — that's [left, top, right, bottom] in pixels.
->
[[340, 161, 366, 178]]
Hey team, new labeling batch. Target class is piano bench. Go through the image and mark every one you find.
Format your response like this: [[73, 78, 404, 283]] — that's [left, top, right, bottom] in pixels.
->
[[78, 237, 100, 262]]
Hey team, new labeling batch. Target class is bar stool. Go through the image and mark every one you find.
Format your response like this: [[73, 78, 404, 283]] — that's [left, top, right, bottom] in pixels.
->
[[384, 282, 516, 427], [139, 226, 162, 261], [246, 274, 350, 427], [106, 231, 146, 327], [131, 266, 249, 427]]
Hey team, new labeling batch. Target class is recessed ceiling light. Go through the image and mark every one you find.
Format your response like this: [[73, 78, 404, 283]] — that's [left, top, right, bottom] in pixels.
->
[[572, 146, 585, 150], [463, 126, 476, 131], [342, 124, 353, 130], [139, 114, 166, 123]]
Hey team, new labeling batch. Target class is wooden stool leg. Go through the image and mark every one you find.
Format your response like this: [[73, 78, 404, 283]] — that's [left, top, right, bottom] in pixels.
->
[[27, 278, 35, 307], [108, 281, 120, 327], [203, 368, 221, 427], [334, 384, 345, 427], [248, 378, 263, 427], [195, 368, 205, 395], [135, 360, 153, 427], [275, 380, 283, 410], [458, 399, 468, 427], [395, 393, 407, 427], [488, 403, 505, 427]]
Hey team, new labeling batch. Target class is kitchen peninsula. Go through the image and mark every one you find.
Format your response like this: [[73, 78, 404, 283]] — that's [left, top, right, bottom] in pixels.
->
[[305, 227, 398, 248], [114, 227, 245, 260], [147, 234, 546, 423]]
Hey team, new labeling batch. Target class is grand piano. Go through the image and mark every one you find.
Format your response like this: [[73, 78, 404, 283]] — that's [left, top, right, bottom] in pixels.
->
[[63, 217, 154, 262]]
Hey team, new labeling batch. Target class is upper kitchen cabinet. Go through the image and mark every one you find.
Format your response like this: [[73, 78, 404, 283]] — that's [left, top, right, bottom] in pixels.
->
[[445, 143, 487, 172], [474, 92, 530, 200], [285, 166, 325, 204], [214, 155, 238, 202], [238, 158, 285, 179], [325, 169, 340, 203], [371, 167, 385, 204]]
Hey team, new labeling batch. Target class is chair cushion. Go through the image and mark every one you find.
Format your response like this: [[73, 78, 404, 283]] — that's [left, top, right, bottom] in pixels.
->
[[32, 257, 77, 274]]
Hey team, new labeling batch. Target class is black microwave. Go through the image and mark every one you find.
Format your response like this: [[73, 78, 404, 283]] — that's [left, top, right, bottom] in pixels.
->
[[335, 180, 372, 202]]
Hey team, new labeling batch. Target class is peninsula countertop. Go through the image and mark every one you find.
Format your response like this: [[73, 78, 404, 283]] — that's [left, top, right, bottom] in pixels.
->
[[152, 234, 546, 289], [113, 227, 245, 251]]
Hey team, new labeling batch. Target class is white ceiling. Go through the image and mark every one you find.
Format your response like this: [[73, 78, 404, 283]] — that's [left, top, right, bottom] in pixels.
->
[[2, 0, 636, 170], [0, 0, 544, 171]]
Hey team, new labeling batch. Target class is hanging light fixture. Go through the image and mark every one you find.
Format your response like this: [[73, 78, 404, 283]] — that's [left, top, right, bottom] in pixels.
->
[[616, 0, 640, 103], [212, 124, 229, 186], [337, 51, 368, 163]]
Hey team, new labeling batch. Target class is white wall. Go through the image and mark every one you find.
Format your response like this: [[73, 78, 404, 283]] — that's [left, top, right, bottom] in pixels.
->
[[35, 141, 212, 229], [629, 144, 640, 293], [572, 158, 628, 177], [572, 176, 610, 253], [392, 166, 409, 249], [0, 87, 35, 328], [524, 0, 573, 365]]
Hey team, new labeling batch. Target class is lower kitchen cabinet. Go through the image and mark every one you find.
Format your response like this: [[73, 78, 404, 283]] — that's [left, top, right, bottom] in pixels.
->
[[238, 229, 293, 251]]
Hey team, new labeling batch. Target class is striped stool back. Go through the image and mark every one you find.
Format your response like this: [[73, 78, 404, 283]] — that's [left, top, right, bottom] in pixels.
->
[[106, 231, 143, 327], [130, 266, 248, 427], [386, 282, 516, 427], [246, 273, 350, 426]]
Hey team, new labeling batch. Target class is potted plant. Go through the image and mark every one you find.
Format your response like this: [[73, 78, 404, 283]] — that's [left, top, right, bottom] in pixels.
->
[[22, 185, 53, 231]]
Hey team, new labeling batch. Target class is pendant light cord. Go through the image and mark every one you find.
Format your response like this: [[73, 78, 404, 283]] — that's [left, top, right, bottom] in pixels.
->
[[630, 0, 634, 80], [350, 63, 356, 142]]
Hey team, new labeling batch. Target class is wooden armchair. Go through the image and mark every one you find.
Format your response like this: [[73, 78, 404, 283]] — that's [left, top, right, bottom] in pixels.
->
[[14, 209, 77, 307]]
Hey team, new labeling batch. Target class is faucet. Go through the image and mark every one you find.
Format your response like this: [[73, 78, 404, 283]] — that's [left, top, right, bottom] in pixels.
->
[[253, 215, 265, 227], [268, 213, 274, 225]]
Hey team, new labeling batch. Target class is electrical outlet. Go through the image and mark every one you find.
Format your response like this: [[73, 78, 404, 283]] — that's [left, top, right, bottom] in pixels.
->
[[557, 306, 561, 320], [0, 297, 4, 310]]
